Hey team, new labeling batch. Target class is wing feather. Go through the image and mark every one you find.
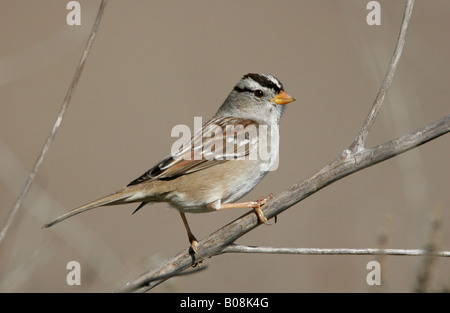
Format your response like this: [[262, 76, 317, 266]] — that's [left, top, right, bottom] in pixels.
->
[[128, 117, 258, 186]]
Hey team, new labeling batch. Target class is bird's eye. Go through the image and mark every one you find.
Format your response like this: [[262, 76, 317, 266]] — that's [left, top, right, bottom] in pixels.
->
[[254, 90, 264, 98]]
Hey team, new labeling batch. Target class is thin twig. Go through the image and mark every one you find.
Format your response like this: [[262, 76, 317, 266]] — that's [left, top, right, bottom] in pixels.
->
[[0, 0, 108, 245], [415, 204, 443, 292], [349, 0, 415, 151], [222, 244, 450, 257]]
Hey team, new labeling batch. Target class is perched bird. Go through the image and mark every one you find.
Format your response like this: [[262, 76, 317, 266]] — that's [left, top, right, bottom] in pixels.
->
[[43, 73, 295, 252]]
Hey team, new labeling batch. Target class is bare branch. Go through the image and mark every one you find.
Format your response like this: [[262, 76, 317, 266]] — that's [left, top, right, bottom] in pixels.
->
[[221, 244, 450, 257], [349, 0, 415, 151], [118, 114, 449, 293], [117, 0, 450, 292], [0, 0, 109, 245]]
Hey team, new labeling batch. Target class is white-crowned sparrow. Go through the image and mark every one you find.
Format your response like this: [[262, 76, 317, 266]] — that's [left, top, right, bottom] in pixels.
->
[[43, 73, 295, 251]]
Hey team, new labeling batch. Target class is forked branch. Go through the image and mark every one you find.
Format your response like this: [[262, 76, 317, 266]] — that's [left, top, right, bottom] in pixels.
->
[[118, 113, 449, 293], [118, 0, 450, 293], [349, 0, 415, 151]]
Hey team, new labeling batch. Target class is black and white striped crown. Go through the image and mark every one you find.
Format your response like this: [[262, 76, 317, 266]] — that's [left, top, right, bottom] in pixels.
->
[[234, 73, 284, 94]]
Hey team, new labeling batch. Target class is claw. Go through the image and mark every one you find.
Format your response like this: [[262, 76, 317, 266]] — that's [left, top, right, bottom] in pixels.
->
[[190, 240, 199, 254], [253, 194, 274, 224]]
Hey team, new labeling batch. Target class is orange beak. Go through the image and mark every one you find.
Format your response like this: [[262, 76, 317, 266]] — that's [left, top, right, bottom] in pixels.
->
[[270, 90, 296, 105]]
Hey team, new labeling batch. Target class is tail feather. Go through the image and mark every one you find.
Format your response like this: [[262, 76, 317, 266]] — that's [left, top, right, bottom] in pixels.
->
[[42, 188, 136, 228]]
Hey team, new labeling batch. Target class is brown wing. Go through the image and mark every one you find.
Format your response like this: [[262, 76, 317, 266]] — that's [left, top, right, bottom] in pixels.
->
[[127, 117, 258, 186]]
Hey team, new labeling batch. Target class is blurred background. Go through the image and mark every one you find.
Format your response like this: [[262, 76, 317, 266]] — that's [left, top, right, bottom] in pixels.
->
[[0, 0, 449, 292]]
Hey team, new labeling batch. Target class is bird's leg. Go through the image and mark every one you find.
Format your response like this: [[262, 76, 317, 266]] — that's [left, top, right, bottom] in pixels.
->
[[218, 193, 274, 224], [179, 212, 199, 253]]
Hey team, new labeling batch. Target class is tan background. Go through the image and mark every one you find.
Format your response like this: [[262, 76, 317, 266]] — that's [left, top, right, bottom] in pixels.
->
[[0, 0, 449, 292]]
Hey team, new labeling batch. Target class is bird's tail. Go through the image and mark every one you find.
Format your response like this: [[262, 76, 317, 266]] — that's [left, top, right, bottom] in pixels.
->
[[42, 188, 138, 228]]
